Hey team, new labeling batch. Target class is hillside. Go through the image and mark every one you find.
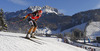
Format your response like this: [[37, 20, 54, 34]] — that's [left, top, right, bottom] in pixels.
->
[[86, 21, 100, 39], [61, 23, 87, 34], [62, 21, 100, 39], [0, 32, 86, 51]]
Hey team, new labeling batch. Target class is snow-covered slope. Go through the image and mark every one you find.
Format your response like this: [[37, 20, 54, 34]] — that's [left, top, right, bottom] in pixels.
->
[[86, 22, 100, 39], [61, 23, 87, 34], [36, 23, 87, 34], [0, 32, 86, 51]]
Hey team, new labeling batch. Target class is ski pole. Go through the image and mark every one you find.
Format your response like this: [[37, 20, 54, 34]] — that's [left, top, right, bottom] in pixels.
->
[[11, 19, 24, 24]]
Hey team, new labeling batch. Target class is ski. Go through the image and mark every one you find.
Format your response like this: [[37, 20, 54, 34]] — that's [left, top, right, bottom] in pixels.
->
[[31, 38, 46, 44], [31, 37, 42, 40], [22, 37, 45, 45]]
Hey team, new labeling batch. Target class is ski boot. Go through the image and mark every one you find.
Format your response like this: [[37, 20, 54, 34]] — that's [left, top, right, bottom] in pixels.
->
[[31, 33, 36, 38], [26, 33, 30, 39]]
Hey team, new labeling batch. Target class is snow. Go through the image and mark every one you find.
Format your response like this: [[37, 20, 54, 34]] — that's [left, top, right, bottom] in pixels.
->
[[28, 6, 58, 14], [73, 42, 100, 51], [36, 27, 52, 34], [28, 6, 42, 12], [0, 32, 86, 51], [61, 23, 87, 34], [86, 22, 100, 39], [36, 21, 100, 39], [42, 6, 58, 14], [43, 9, 57, 14], [35, 23, 87, 34], [87, 43, 100, 47], [58, 21, 100, 39], [77, 40, 90, 43], [36, 27, 61, 34]]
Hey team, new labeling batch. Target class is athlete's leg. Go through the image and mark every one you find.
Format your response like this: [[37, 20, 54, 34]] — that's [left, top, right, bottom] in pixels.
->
[[26, 26, 34, 38], [31, 20, 37, 38], [26, 19, 34, 38]]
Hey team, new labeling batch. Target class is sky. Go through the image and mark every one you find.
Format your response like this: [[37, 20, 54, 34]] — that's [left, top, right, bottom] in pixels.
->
[[0, 0, 100, 16]]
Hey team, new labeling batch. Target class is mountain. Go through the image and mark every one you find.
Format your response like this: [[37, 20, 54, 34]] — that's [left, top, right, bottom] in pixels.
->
[[4, 6, 100, 34], [4, 6, 64, 20], [72, 9, 100, 25], [59, 9, 100, 31], [4, 6, 72, 33], [0, 32, 86, 51], [61, 9, 100, 33]]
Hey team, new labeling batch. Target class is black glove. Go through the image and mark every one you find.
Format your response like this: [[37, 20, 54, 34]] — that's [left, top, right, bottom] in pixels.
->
[[23, 17, 25, 19]]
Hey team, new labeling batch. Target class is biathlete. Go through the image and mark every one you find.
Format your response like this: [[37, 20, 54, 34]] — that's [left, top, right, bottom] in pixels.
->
[[23, 10, 42, 38]]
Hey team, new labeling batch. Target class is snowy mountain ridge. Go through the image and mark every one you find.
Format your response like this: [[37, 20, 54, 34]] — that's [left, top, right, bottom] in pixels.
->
[[5, 5, 64, 20], [28, 6, 60, 14]]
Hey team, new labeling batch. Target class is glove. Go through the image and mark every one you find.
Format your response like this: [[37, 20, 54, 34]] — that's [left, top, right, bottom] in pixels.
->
[[23, 17, 25, 19], [35, 19, 38, 21]]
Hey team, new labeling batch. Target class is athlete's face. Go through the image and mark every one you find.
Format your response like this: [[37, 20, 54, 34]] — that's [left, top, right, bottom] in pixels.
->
[[39, 12, 42, 15]]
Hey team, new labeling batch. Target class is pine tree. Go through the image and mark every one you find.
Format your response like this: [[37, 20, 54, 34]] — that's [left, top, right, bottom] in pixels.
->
[[0, 9, 3, 17], [0, 8, 7, 31]]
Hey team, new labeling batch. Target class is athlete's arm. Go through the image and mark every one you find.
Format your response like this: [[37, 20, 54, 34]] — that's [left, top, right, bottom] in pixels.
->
[[35, 19, 38, 21], [24, 14, 30, 19]]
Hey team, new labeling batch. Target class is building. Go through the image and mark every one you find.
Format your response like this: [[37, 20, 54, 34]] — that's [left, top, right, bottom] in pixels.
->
[[96, 36, 100, 43]]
